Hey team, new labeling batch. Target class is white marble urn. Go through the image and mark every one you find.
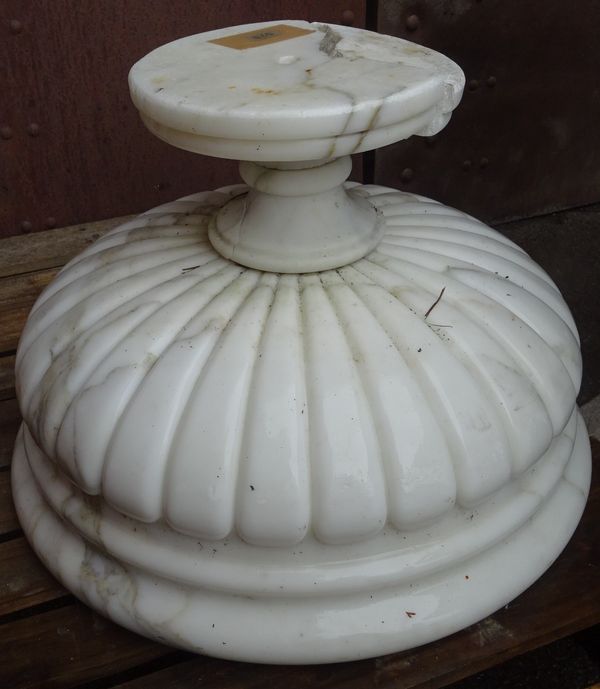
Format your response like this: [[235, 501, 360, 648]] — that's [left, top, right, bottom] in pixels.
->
[[12, 21, 591, 664]]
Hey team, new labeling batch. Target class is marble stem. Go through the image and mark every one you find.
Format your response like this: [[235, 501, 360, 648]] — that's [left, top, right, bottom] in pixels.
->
[[208, 156, 385, 273]]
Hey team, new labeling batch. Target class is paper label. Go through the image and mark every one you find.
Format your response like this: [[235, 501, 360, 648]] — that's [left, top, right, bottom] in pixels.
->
[[209, 24, 314, 50]]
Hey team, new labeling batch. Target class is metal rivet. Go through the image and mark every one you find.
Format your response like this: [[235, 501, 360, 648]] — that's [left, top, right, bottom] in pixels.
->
[[0, 126, 13, 140], [45, 217, 57, 229], [468, 79, 479, 91], [405, 14, 420, 31], [27, 123, 40, 137], [486, 76, 497, 87], [400, 167, 414, 183], [462, 160, 472, 171], [21, 220, 33, 233], [9, 19, 23, 34], [479, 157, 489, 169], [341, 10, 355, 26]]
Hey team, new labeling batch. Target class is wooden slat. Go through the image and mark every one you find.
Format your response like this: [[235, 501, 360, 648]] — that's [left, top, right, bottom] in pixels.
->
[[0, 471, 19, 536], [0, 215, 131, 365], [0, 398, 21, 468], [0, 268, 57, 353], [0, 217, 128, 279], [0, 355, 16, 400], [0, 537, 66, 616], [0, 604, 171, 689]]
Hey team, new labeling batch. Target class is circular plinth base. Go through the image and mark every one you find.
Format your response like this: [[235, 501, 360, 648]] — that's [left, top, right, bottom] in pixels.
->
[[12, 415, 590, 664]]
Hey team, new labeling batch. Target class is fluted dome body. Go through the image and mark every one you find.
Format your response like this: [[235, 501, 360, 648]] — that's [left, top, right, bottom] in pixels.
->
[[13, 181, 591, 664], [16, 184, 582, 548]]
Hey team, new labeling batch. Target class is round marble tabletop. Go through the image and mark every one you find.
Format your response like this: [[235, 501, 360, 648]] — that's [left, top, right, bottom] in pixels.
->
[[129, 20, 465, 161]]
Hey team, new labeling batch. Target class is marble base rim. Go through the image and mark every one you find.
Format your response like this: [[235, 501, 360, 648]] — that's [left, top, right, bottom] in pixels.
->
[[12, 419, 591, 665]]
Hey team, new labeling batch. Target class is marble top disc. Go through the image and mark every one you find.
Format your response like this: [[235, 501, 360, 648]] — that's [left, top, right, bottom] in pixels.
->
[[129, 21, 465, 161]]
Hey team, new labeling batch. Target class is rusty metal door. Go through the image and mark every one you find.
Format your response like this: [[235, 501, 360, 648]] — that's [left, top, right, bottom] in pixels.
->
[[375, 0, 600, 223], [0, 1, 365, 237]]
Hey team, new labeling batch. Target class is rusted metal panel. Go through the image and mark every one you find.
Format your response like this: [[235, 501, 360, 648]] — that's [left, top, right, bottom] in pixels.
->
[[376, 0, 600, 223], [0, 1, 365, 237]]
